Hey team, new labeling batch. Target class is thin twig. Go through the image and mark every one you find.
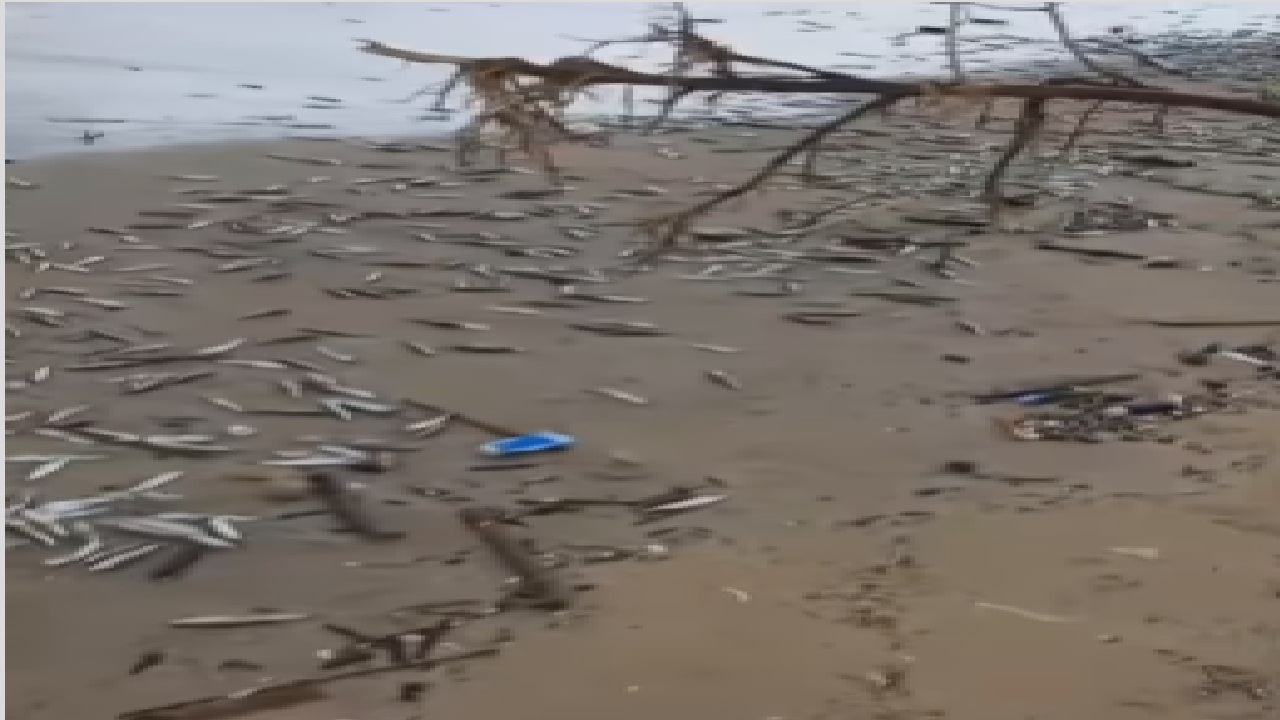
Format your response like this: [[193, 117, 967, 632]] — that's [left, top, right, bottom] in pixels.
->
[[645, 93, 908, 253], [1058, 98, 1105, 158], [984, 97, 1046, 224], [1044, 3, 1144, 87]]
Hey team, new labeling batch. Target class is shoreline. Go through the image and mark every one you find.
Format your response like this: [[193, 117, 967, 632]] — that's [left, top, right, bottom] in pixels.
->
[[7, 2, 1276, 161]]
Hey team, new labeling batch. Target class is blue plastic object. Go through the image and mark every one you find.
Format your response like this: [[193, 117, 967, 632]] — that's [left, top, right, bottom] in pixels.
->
[[480, 431, 576, 458]]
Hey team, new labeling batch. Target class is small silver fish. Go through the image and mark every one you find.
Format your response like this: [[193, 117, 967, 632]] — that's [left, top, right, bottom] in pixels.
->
[[194, 338, 247, 356], [205, 516, 242, 542], [645, 494, 728, 515], [319, 398, 353, 421], [74, 297, 129, 309], [98, 517, 234, 548], [334, 398, 398, 414], [124, 471, 186, 495], [590, 387, 649, 405], [26, 456, 74, 481], [169, 612, 311, 629], [705, 370, 743, 391], [402, 341, 437, 356], [46, 405, 91, 424], [220, 359, 288, 370], [689, 343, 742, 354], [204, 396, 245, 413], [88, 543, 164, 572], [405, 414, 452, 437], [278, 379, 303, 398], [43, 523, 103, 567], [31, 427, 96, 444], [315, 346, 356, 363]]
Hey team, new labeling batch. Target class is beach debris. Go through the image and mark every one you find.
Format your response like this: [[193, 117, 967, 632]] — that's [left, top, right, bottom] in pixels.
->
[[169, 613, 312, 629], [639, 493, 728, 520], [589, 387, 649, 405], [480, 432, 576, 458], [448, 343, 526, 354], [704, 369, 743, 390], [783, 310, 861, 326], [116, 647, 497, 720], [974, 601, 1076, 623], [149, 543, 209, 581], [1109, 546, 1161, 561], [306, 471, 405, 540], [129, 651, 167, 675], [459, 506, 572, 611], [570, 319, 668, 337]]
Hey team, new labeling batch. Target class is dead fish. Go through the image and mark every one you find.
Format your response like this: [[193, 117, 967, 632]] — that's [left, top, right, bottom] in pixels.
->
[[570, 320, 667, 337], [705, 370, 743, 390], [216, 257, 276, 272], [239, 308, 291, 320], [194, 337, 247, 356], [74, 297, 129, 309], [98, 517, 235, 548], [5, 515, 57, 546], [26, 456, 75, 481], [46, 405, 91, 424], [278, 379, 304, 398], [335, 398, 398, 415], [783, 311, 862, 326], [141, 437, 233, 454], [561, 288, 650, 304], [169, 612, 312, 629], [113, 263, 172, 273], [405, 414, 452, 437], [121, 471, 187, 496], [485, 305, 542, 316], [205, 516, 242, 542], [448, 343, 526, 354], [264, 153, 343, 166], [31, 427, 96, 444], [411, 319, 491, 331], [689, 343, 741, 354], [643, 494, 728, 516], [590, 387, 649, 405], [167, 174, 220, 182], [691, 226, 752, 240], [42, 522, 103, 567], [204, 396, 245, 413], [88, 543, 164, 572], [220, 359, 288, 370], [315, 346, 357, 363]]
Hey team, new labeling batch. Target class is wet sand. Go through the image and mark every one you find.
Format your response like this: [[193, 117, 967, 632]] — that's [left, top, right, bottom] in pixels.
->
[[7, 82, 1280, 720]]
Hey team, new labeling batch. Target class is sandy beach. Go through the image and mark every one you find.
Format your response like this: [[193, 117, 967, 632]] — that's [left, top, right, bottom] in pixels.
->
[[7, 8, 1280, 720]]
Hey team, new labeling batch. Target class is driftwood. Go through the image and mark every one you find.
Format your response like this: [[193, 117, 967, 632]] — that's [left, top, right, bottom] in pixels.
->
[[360, 2, 1280, 253], [361, 41, 1279, 117]]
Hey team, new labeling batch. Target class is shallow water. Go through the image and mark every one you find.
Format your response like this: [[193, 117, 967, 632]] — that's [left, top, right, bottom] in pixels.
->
[[5, 1, 1274, 160]]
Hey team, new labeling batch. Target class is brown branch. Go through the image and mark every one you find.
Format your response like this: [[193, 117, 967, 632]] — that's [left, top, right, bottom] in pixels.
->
[[1044, 2, 1144, 88], [1058, 99, 1105, 158], [984, 97, 1047, 224], [946, 3, 969, 84], [643, 93, 909, 254], [358, 42, 1280, 118]]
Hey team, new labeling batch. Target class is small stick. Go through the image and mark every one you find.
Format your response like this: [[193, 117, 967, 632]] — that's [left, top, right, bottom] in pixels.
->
[[404, 398, 523, 438], [306, 472, 405, 541], [117, 648, 497, 720], [458, 506, 572, 611]]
